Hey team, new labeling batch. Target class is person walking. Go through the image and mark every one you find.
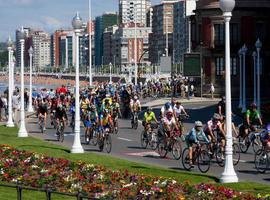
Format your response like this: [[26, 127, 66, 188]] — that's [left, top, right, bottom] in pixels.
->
[[190, 84, 194, 98], [210, 83, 215, 99]]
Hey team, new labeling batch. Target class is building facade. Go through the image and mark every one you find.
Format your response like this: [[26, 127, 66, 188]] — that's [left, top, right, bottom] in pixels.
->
[[149, 1, 177, 64], [192, 0, 270, 97], [112, 24, 152, 68], [103, 25, 119, 65], [94, 13, 118, 66], [119, 0, 151, 26]]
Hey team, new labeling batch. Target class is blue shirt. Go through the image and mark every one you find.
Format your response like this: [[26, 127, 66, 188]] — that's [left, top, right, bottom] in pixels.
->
[[186, 128, 209, 144]]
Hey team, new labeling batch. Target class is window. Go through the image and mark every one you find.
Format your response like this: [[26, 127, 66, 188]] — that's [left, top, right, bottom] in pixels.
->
[[256, 23, 265, 41], [230, 23, 240, 45], [214, 24, 224, 46], [230, 57, 237, 75], [215, 57, 224, 76]]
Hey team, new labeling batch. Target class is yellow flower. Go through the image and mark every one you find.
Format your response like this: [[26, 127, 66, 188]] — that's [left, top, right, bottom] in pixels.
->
[[159, 189, 163, 193]]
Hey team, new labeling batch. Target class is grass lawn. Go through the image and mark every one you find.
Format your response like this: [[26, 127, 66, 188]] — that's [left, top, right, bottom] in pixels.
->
[[0, 125, 269, 199]]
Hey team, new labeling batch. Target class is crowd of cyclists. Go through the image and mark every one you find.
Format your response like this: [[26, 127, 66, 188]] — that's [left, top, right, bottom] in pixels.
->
[[30, 80, 270, 173]]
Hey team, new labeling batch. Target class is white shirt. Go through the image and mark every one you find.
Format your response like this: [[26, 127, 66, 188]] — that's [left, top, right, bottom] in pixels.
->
[[161, 106, 173, 116], [173, 105, 185, 117]]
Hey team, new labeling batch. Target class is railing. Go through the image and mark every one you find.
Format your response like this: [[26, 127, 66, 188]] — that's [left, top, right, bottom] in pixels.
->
[[0, 183, 96, 200]]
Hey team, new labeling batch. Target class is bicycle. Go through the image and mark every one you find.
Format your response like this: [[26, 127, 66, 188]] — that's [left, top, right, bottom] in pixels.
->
[[112, 112, 119, 134], [39, 114, 45, 133], [255, 146, 269, 174], [182, 143, 211, 173], [56, 119, 65, 142], [158, 130, 183, 160], [141, 123, 159, 150], [238, 124, 263, 153], [98, 127, 112, 153], [131, 112, 139, 130]]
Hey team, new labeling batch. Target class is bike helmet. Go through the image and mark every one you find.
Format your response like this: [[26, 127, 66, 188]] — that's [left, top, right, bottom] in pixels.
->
[[147, 107, 152, 112], [58, 104, 63, 110], [195, 121, 203, 127], [134, 96, 138, 100], [165, 102, 171, 110], [250, 103, 257, 109]]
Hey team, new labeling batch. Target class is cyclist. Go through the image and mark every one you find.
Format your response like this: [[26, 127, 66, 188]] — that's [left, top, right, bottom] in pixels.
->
[[50, 96, 58, 127], [185, 121, 209, 167], [143, 107, 158, 132], [84, 105, 99, 143], [130, 95, 141, 122], [160, 102, 173, 119], [55, 104, 67, 133], [100, 109, 113, 133], [161, 111, 179, 138], [204, 113, 226, 158], [38, 98, 48, 131], [262, 124, 270, 151], [216, 96, 226, 116], [243, 103, 263, 139]]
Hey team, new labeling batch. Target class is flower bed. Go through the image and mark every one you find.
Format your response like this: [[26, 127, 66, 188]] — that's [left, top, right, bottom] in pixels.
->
[[0, 144, 263, 199]]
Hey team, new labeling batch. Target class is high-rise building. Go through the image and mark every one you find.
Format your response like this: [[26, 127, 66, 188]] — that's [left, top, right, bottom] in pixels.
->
[[32, 31, 51, 69], [149, 1, 177, 64], [94, 12, 118, 66], [119, 0, 151, 26], [103, 25, 119, 65], [173, 0, 196, 64], [15, 27, 32, 67]]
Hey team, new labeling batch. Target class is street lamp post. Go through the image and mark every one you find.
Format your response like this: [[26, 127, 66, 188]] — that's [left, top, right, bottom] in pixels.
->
[[6, 36, 15, 127], [238, 48, 243, 108], [17, 27, 28, 137], [241, 44, 247, 113], [252, 51, 257, 104], [134, 5, 138, 86], [255, 38, 262, 114], [109, 62, 112, 84], [88, 0, 92, 85], [219, 0, 238, 183], [71, 12, 84, 154], [27, 47, 34, 112]]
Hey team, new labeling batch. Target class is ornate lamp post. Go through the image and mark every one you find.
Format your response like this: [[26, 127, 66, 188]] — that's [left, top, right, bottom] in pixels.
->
[[255, 38, 262, 114], [219, 0, 238, 183], [238, 48, 243, 108], [17, 27, 28, 137], [6, 36, 15, 127], [88, 0, 93, 85], [252, 51, 257, 104], [71, 12, 84, 154], [27, 47, 34, 112], [241, 44, 247, 113]]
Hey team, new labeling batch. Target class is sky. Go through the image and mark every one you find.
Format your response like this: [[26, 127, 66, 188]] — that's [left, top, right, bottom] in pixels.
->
[[0, 0, 160, 42]]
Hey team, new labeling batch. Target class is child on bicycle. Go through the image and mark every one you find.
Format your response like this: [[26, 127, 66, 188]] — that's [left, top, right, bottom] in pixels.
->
[[185, 121, 209, 167]]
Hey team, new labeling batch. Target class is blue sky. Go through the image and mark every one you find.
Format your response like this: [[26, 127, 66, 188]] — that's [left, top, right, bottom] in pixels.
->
[[0, 0, 160, 42]]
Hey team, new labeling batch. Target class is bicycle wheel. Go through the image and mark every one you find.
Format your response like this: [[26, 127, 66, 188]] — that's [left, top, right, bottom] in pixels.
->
[[255, 150, 269, 174], [181, 148, 192, 171], [85, 132, 90, 145], [198, 150, 211, 173], [172, 139, 182, 160], [233, 143, 240, 166], [158, 139, 168, 158], [91, 130, 98, 146], [216, 145, 224, 167], [239, 136, 249, 153], [114, 120, 119, 134], [105, 134, 112, 153], [252, 136, 262, 153], [150, 132, 158, 150], [59, 130, 64, 143], [141, 131, 148, 149], [134, 119, 138, 130]]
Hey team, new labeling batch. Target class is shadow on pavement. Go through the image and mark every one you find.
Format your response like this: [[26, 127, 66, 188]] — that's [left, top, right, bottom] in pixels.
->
[[237, 170, 259, 175], [127, 146, 145, 150], [45, 138, 59, 142]]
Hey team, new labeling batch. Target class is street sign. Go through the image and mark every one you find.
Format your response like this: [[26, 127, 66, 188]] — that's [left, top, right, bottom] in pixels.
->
[[183, 53, 201, 77], [160, 56, 171, 73]]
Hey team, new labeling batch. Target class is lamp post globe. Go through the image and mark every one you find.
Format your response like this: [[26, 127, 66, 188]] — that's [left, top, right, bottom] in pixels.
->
[[219, 0, 238, 183], [72, 12, 83, 31], [255, 38, 262, 50], [220, 0, 235, 13], [71, 12, 84, 154], [6, 36, 15, 127]]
